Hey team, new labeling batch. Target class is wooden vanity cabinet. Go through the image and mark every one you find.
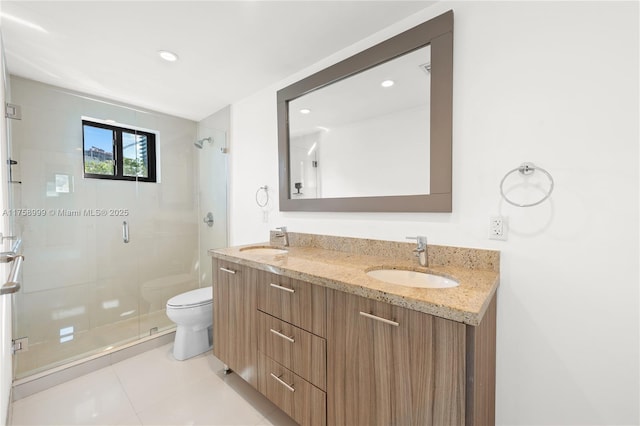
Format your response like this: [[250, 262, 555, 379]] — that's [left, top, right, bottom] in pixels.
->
[[212, 258, 258, 387], [327, 289, 497, 426], [212, 259, 496, 426]]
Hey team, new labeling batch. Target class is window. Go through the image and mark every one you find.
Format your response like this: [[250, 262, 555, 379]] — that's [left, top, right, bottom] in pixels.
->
[[82, 120, 157, 182]]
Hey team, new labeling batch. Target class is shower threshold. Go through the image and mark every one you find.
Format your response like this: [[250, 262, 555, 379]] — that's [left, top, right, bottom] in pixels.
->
[[12, 327, 176, 401], [14, 310, 173, 379]]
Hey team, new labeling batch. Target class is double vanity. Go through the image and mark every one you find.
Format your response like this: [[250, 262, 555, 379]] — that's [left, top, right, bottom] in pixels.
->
[[210, 232, 499, 426]]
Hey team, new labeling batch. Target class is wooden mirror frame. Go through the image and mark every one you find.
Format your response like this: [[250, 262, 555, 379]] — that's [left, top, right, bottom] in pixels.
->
[[278, 10, 453, 212]]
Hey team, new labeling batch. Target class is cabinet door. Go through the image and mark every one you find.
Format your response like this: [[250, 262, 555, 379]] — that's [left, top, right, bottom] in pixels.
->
[[212, 259, 258, 387], [327, 289, 466, 426]]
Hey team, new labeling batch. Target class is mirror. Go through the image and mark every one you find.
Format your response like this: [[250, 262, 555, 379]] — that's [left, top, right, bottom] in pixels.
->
[[278, 10, 453, 212], [289, 45, 431, 199]]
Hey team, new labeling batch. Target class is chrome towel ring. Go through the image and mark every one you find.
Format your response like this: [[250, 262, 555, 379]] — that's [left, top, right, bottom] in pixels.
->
[[500, 162, 554, 207], [256, 185, 269, 207]]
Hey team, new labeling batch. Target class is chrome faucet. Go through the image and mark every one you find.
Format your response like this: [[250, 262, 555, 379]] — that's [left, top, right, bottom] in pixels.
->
[[406, 236, 428, 266], [275, 226, 289, 247]]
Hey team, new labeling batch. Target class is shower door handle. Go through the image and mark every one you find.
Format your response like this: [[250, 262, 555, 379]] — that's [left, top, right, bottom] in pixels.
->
[[1, 254, 23, 295], [122, 221, 129, 243], [203, 212, 214, 227]]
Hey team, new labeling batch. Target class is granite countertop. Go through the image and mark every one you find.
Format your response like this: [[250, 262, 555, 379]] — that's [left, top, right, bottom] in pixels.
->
[[209, 233, 500, 326]]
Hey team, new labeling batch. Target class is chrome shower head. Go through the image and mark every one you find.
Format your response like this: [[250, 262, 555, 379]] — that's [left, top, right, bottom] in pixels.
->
[[194, 137, 212, 149]]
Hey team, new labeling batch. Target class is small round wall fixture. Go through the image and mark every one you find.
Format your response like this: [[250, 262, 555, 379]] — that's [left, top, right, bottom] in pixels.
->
[[158, 50, 179, 62], [499, 162, 554, 207], [300, 108, 311, 114], [381, 79, 395, 88]]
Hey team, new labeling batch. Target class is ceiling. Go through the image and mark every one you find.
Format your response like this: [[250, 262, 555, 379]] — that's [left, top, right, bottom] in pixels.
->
[[0, 1, 435, 121]]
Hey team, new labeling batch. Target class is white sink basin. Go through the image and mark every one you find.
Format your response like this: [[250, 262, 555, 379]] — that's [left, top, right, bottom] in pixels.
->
[[366, 269, 459, 289], [240, 246, 288, 255]]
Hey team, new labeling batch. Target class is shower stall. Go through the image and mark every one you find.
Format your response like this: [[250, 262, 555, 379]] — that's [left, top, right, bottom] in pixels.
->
[[7, 76, 228, 380]]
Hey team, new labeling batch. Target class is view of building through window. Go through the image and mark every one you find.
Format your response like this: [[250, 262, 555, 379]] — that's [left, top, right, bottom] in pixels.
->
[[82, 120, 157, 182]]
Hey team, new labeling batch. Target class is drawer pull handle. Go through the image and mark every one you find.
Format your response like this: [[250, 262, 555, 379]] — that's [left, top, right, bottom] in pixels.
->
[[359, 311, 399, 327], [270, 328, 295, 343], [270, 372, 295, 392], [219, 267, 236, 275], [269, 283, 295, 293]]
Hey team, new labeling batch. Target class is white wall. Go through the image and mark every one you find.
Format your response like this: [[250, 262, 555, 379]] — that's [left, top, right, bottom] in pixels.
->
[[228, 1, 639, 425]]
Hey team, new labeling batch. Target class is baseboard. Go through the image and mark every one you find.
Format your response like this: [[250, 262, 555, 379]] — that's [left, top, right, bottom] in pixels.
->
[[12, 330, 175, 401]]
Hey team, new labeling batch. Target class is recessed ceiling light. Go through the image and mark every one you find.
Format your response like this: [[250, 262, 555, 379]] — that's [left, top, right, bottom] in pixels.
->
[[381, 80, 395, 88], [300, 108, 311, 114], [158, 50, 179, 62]]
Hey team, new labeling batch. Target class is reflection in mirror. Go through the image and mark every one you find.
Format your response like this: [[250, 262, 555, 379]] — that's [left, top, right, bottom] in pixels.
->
[[289, 45, 431, 199]]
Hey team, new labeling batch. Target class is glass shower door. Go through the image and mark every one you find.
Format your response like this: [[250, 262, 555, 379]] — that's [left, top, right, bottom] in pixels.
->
[[1, 31, 20, 421], [197, 126, 228, 286], [9, 75, 200, 379], [9, 90, 147, 378]]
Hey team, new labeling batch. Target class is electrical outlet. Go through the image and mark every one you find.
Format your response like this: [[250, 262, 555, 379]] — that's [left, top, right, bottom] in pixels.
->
[[489, 216, 508, 241]]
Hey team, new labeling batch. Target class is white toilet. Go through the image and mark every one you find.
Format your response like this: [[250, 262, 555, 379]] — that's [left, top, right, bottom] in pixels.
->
[[166, 287, 213, 360]]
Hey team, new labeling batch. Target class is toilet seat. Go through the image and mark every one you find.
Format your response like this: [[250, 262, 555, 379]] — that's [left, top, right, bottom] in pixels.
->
[[167, 287, 212, 309]]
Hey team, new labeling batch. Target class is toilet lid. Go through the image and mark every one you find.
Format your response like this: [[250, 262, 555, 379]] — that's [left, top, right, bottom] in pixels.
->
[[167, 287, 212, 308]]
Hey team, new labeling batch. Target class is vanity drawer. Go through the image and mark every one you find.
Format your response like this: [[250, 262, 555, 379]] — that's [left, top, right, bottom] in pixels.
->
[[258, 352, 326, 426], [257, 271, 326, 337], [257, 311, 326, 390]]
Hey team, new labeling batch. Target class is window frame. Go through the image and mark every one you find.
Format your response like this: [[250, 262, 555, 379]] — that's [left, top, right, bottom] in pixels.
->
[[82, 119, 157, 183]]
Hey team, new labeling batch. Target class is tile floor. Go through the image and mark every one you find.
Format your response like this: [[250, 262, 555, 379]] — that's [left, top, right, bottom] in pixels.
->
[[10, 343, 298, 426]]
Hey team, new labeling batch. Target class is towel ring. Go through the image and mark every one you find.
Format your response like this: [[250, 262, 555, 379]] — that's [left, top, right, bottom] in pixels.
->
[[256, 185, 269, 208], [500, 162, 554, 207]]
